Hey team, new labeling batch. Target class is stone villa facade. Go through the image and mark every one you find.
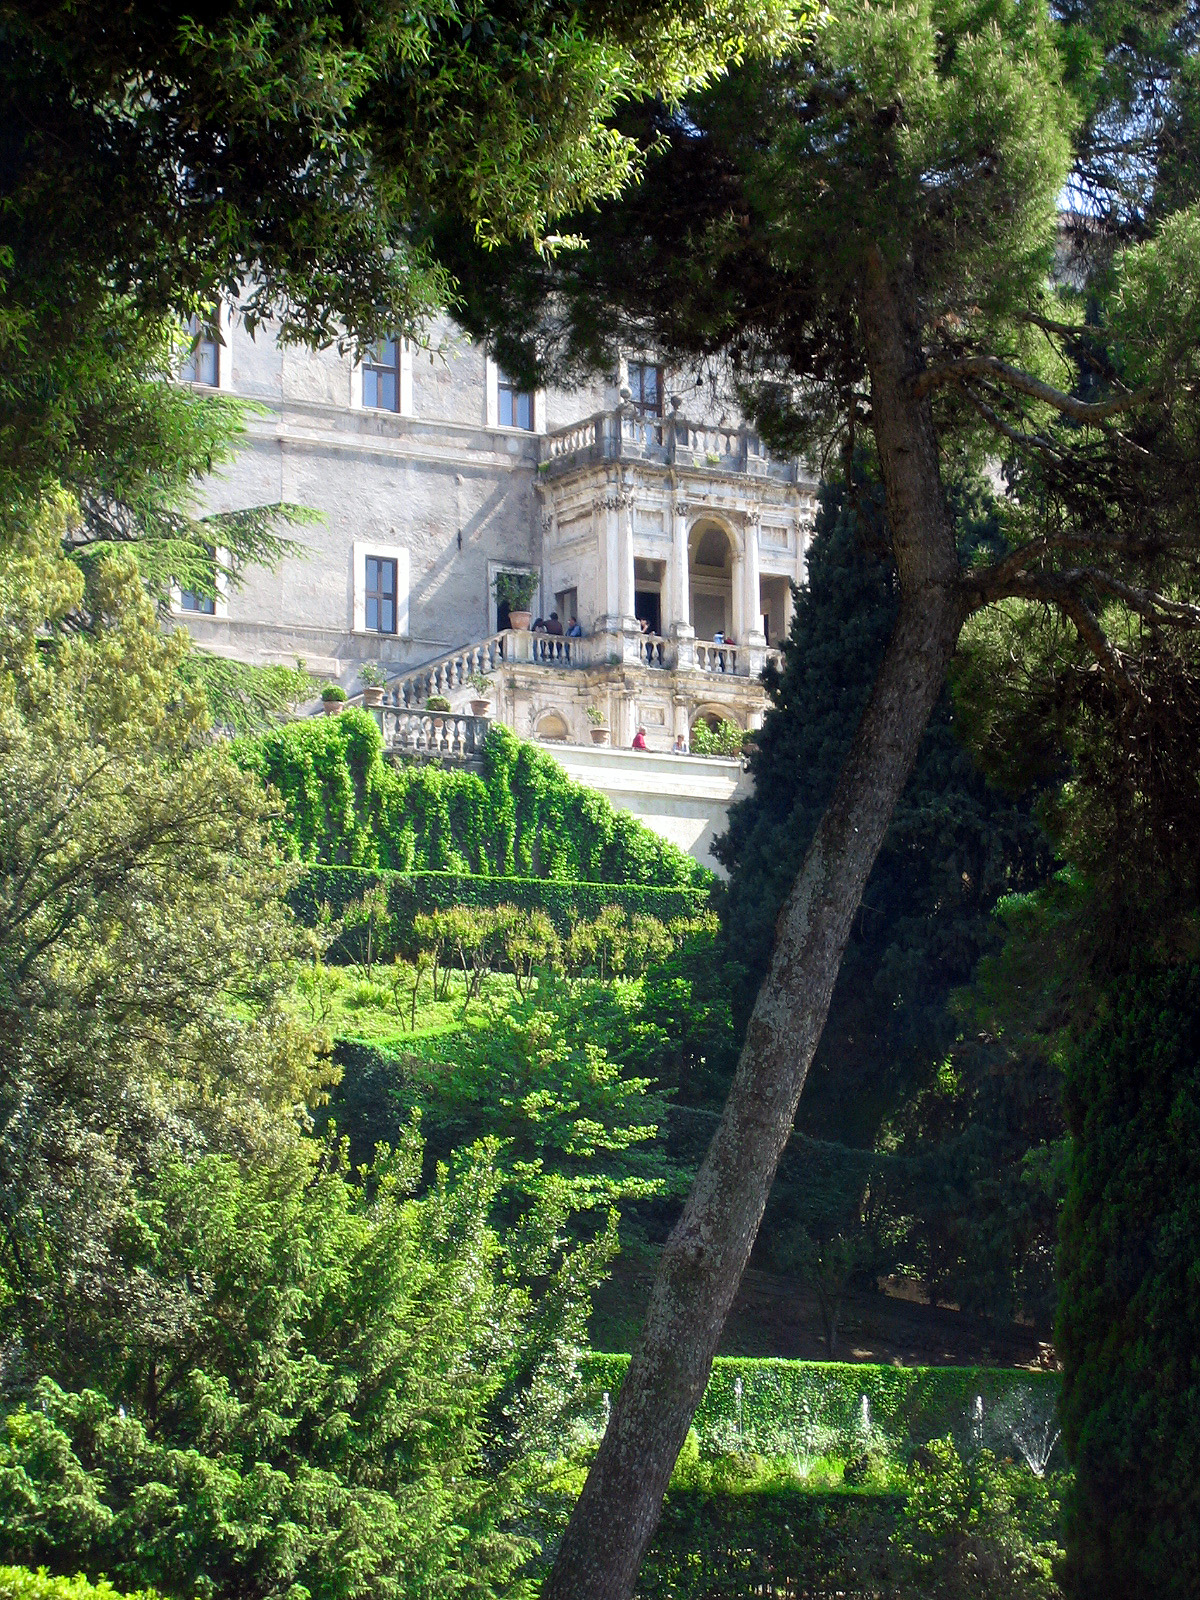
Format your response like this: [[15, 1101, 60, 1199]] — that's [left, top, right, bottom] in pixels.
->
[[181, 305, 819, 758]]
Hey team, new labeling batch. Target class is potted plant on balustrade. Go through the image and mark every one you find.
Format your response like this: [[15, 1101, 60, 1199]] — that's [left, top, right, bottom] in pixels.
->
[[494, 569, 539, 632], [320, 684, 347, 716], [467, 673, 493, 717], [585, 704, 609, 745], [359, 662, 388, 707]]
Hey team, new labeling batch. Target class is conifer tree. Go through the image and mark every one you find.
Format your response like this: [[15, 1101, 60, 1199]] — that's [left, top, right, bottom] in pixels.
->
[[444, 3, 1200, 1593]]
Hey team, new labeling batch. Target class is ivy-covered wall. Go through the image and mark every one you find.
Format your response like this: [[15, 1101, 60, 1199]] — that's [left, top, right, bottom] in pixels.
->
[[240, 712, 709, 887], [581, 1355, 1061, 1463]]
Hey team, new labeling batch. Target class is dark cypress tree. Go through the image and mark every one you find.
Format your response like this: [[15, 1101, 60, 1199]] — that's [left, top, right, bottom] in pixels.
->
[[721, 473, 1053, 1148]]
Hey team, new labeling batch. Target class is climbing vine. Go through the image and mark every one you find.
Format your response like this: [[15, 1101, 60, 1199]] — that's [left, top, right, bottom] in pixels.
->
[[240, 713, 710, 887]]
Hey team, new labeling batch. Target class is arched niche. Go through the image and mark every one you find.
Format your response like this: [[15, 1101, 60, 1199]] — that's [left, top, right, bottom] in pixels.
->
[[691, 703, 745, 733], [688, 519, 737, 642], [535, 710, 571, 743]]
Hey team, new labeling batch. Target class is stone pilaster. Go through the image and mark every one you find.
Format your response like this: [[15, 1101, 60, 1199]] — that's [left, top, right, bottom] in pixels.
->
[[669, 498, 694, 640]]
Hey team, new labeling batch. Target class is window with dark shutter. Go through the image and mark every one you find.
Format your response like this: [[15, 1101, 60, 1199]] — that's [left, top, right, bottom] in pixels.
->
[[365, 556, 398, 633]]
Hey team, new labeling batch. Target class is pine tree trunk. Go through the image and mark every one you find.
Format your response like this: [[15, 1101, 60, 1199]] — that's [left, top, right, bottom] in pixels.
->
[[542, 251, 964, 1600]]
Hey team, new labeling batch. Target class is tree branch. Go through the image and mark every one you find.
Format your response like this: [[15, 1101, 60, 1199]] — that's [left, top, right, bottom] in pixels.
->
[[913, 355, 1148, 422]]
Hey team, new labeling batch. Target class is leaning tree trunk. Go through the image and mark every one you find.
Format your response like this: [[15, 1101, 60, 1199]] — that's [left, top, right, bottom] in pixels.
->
[[542, 250, 966, 1600]]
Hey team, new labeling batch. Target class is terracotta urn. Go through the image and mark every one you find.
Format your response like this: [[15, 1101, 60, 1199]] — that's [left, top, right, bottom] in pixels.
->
[[322, 698, 343, 716], [470, 698, 492, 717], [509, 610, 532, 631], [363, 686, 385, 707], [590, 726, 609, 745]]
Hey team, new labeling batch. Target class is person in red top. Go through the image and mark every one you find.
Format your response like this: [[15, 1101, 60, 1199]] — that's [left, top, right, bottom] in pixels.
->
[[631, 727, 648, 750]]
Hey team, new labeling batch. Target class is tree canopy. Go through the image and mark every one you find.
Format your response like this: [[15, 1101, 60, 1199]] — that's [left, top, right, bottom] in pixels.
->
[[451, 2, 1200, 1593], [1, 0, 801, 352]]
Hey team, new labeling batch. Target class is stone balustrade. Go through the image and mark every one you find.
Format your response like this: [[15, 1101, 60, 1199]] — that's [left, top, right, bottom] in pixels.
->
[[388, 632, 508, 708], [545, 417, 600, 458], [693, 639, 744, 675], [540, 406, 800, 481], [351, 629, 768, 734], [638, 633, 670, 669], [378, 708, 490, 757]]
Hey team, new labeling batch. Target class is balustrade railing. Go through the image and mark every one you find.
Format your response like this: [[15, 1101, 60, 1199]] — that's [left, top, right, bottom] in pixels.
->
[[387, 632, 509, 708], [639, 633, 669, 668], [540, 406, 795, 479], [529, 632, 576, 666], [545, 417, 599, 459], [380, 709, 489, 757], [356, 626, 761, 733], [693, 639, 744, 675]]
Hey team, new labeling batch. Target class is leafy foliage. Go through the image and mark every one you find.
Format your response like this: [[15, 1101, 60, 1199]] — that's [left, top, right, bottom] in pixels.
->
[[495, 571, 540, 612], [634, 1490, 902, 1599], [2, 0, 802, 363], [289, 866, 710, 937], [0, 497, 328, 1385], [689, 720, 744, 758], [243, 713, 709, 886], [0, 1132, 613, 1600], [895, 1439, 1061, 1600], [175, 651, 314, 735], [713, 478, 1056, 1322], [722, 476, 1051, 1134], [327, 973, 681, 1221], [0, 1571, 156, 1600], [0, 298, 307, 589], [580, 1356, 1061, 1466]]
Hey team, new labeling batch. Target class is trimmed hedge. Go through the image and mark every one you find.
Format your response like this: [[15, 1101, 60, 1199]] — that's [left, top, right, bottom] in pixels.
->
[[581, 1355, 1061, 1463], [289, 865, 711, 938], [634, 1490, 901, 1598], [239, 712, 709, 888]]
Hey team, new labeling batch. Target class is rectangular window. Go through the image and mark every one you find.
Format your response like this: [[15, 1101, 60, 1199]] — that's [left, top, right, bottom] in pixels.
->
[[555, 587, 578, 624], [180, 314, 219, 386], [363, 339, 400, 411], [627, 359, 663, 444], [627, 361, 663, 417], [365, 556, 398, 633], [178, 587, 216, 615], [497, 369, 533, 430], [177, 543, 219, 614]]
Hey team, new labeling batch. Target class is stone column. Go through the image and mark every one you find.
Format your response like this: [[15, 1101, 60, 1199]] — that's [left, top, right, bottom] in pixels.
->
[[744, 515, 765, 646], [617, 686, 638, 748], [731, 550, 746, 645], [617, 493, 636, 628], [670, 498, 693, 639], [597, 490, 622, 631]]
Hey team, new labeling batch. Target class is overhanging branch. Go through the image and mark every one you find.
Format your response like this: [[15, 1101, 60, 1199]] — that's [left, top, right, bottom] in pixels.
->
[[913, 355, 1148, 422]]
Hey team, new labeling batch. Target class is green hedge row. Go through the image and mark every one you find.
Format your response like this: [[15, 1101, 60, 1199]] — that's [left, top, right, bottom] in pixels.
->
[[633, 1489, 900, 1599], [289, 865, 711, 937], [581, 1355, 1061, 1462], [239, 712, 709, 888]]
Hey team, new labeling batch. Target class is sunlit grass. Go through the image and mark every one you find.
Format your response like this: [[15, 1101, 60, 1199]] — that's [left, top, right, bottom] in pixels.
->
[[290, 959, 525, 1046]]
